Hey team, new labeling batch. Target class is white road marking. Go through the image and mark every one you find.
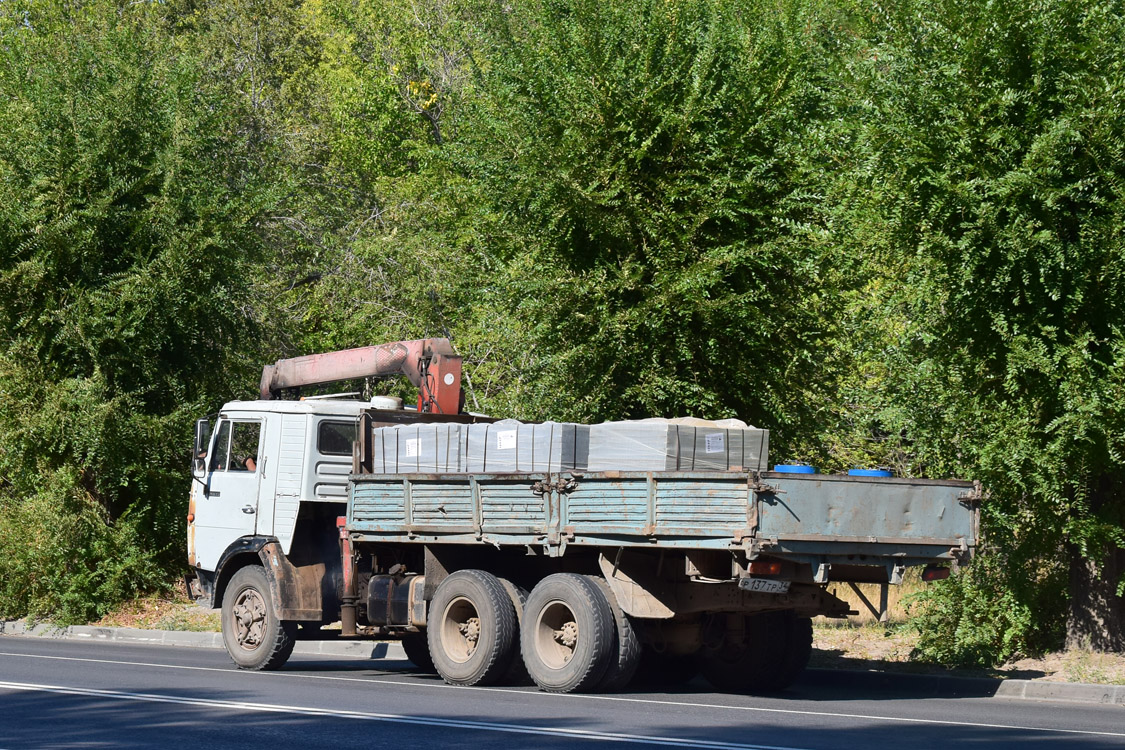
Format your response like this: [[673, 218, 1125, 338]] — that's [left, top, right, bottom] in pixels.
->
[[0, 680, 808, 750], [1, 649, 1123, 740]]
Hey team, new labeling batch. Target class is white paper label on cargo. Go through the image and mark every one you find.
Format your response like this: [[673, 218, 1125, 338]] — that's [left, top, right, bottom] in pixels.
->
[[704, 433, 725, 454], [404, 438, 420, 458], [496, 430, 517, 450]]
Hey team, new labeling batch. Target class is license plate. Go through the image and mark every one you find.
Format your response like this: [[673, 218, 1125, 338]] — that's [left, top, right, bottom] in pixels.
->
[[738, 577, 791, 594]]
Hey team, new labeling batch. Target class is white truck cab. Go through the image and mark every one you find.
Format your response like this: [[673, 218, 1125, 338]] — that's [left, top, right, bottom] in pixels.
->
[[188, 398, 363, 576]]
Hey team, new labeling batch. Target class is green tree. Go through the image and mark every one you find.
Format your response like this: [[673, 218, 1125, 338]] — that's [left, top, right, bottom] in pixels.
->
[[842, 0, 1125, 653], [452, 0, 855, 444], [0, 0, 269, 621]]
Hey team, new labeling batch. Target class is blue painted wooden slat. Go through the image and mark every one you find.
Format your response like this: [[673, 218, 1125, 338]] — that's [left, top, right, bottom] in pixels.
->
[[346, 472, 978, 564]]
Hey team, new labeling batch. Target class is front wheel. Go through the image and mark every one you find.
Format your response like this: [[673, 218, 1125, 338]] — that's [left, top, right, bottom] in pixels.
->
[[221, 565, 296, 670]]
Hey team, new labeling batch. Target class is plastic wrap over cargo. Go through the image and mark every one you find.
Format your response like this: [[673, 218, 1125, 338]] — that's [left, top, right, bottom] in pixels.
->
[[370, 423, 462, 473], [586, 418, 769, 472], [463, 419, 589, 473]]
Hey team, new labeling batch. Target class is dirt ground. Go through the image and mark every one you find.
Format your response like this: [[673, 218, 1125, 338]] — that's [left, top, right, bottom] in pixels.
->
[[94, 583, 1125, 686], [812, 619, 1125, 685]]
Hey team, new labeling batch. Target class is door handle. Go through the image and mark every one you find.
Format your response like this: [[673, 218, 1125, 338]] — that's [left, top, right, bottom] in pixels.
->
[[206, 490, 221, 498], [242, 505, 256, 515]]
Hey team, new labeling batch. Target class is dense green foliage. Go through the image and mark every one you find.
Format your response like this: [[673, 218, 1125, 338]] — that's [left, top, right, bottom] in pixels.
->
[[0, 2, 269, 621], [838, 0, 1125, 655], [0, 0, 1122, 657], [457, 0, 850, 431]]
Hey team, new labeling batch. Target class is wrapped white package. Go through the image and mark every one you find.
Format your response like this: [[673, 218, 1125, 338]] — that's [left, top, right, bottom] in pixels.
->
[[586, 419, 769, 472], [370, 423, 463, 473], [463, 419, 589, 473]]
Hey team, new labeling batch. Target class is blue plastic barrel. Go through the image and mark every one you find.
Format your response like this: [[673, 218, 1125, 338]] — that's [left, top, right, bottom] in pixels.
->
[[847, 468, 893, 477], [773, 464, 816, 474]]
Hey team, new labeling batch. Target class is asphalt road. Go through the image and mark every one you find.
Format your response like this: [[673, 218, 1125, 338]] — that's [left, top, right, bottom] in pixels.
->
[[0, 637, 1122, 749]]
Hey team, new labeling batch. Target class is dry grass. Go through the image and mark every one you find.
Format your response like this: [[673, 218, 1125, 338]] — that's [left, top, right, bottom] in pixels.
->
[[812, 620, 1125, 684], [823, 569, 928, 625], [93, 580, 221, 632]]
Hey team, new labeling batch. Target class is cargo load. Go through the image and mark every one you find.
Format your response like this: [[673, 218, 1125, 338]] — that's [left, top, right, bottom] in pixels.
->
[[586, 418, 769, 472], [463, 419, 589, 473], [369, 423, 462, 473]]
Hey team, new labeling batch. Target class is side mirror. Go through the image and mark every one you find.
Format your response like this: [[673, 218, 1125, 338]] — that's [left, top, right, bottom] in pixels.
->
[[192, 418, 210, 479]]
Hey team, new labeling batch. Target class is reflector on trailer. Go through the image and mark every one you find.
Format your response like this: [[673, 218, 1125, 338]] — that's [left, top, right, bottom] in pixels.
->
[[748, 560, 782, 576], [922, 565, 950, 582]]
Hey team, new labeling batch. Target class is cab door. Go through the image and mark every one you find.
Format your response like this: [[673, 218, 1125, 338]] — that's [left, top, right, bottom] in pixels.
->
[[193, 417, 263, 572]]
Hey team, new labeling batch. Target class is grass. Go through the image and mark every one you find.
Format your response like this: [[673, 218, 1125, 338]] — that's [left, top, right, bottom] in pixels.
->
[[93, 580, 221, 632]]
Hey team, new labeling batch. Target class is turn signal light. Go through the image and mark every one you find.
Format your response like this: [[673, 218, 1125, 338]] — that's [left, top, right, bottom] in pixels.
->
[[748, 560, 782, 576], [186, 513, 195, 523], [922, 565, 950, 582]]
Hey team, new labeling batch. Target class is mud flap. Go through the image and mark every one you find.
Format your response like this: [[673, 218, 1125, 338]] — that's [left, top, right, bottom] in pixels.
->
[[258, 542, 326, 621]]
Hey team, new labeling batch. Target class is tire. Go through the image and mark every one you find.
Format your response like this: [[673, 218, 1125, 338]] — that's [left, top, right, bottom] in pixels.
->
[[427, 570, 518, 686], [759, 614, 812, 691], [221, 565, 296, 670], [521, 573, 614, 693], [586, 576, 642, 691], [401, 632, 436, 673], [698, 612, 787, 693], [496, 577, 532, 685]]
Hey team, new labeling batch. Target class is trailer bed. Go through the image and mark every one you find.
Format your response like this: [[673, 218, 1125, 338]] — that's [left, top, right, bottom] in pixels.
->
[[347, 471, 979, 573]]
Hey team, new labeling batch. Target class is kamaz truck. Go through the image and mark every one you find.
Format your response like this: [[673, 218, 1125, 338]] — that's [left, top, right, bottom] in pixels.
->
[[188, 339, 979, 694]]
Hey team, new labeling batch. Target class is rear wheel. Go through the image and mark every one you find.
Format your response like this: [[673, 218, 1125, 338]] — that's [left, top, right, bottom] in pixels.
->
[[221, 566, 296, 671], [427, 570, 517, 686], [586, 576, 642, 691], [401, 632, 435, 673], [761, 613, 812, 691], [698, 611, 808, 693], [521, 573, 614, 693], [496, 577, 532, 685]]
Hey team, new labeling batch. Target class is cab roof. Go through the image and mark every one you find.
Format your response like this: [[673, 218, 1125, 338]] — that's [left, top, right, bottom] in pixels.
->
[[220, 398, 377, 417]]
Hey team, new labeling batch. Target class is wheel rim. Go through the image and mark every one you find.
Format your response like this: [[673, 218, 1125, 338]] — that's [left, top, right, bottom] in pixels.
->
[[534, 599, 579, 669], [440, 595, 482, 663], [231, 587, 267, 651]]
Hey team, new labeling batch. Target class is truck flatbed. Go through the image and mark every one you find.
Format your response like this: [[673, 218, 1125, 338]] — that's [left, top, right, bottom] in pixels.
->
[[348, 470, 979, 578]]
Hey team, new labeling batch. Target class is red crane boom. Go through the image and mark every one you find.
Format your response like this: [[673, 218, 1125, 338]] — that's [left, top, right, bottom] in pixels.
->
[[258, 338, 463, 414]]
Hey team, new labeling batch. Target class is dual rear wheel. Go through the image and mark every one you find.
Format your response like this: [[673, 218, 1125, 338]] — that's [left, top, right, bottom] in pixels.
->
[[697, 610, 813, 693], [426, 571, 640, 693], [420, 570, 811, 694]]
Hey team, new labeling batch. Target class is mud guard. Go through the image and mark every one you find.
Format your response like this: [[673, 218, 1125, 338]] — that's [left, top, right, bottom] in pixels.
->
[[257, 541, 327, 621], [211, 536, 327, 622]]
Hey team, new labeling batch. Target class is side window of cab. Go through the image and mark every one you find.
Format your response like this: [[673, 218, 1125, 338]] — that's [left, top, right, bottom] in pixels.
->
[[209, 420, 262, 473], [317, 420, 357, 456]]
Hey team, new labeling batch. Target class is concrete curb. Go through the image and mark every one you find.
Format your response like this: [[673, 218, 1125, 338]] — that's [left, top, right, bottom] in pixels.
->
[[992, 678, 1125, 706], [4, 620, 1122, 705], [805, 667, 1125, 705], [0, 620, 406, 660]]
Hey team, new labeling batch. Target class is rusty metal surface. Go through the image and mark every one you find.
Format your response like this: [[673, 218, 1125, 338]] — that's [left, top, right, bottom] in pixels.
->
[[260, 338, 462, 414], [755, 473, 977, 545], [259, 542, 326, 621], [347, 471, 979, 568]]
